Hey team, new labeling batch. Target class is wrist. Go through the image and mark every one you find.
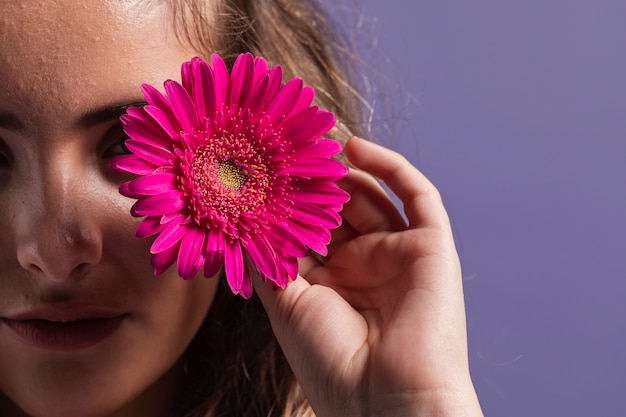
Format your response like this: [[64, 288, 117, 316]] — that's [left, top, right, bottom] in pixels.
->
[[362, 383, 484, 417], [409, 388, 484, 417]]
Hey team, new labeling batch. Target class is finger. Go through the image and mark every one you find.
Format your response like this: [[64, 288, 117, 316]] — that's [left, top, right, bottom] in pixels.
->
[[252, 272, 367, 356], [344, 137, 451, 231], [326, 218, 359, 256], [337, 167, 407, 234]]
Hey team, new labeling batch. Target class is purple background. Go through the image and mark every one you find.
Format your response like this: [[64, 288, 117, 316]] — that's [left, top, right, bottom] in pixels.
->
[[356, 1, 626, 416]]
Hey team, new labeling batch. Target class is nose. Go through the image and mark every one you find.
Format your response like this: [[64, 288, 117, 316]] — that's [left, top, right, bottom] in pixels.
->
[[15, 154, 103, 281]]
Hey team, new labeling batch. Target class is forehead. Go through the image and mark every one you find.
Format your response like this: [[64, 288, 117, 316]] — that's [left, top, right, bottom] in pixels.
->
[[0, 0, 195, 128]]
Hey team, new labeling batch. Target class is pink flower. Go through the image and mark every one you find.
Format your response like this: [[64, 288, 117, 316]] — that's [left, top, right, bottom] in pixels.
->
[[111, 54, 349, 298]]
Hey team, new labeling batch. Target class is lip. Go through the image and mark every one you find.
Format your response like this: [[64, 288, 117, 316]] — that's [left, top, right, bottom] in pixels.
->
[[2, 305, 126, 351]]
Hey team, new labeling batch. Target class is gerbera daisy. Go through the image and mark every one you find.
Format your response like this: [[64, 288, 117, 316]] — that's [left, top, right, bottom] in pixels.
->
[[111, 53, 349, 298]]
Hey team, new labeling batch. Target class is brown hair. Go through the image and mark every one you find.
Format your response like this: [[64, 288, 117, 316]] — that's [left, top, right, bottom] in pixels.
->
[[165, 1, 366, 416]]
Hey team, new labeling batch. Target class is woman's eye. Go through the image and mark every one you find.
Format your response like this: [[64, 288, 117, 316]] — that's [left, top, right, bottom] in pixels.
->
[[0, 139, 13, 167], [102, 136, 131, 159], [101, 124, 131, 159]]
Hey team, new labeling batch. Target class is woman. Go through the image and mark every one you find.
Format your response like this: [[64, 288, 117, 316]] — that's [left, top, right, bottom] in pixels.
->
[[0, 0, 484, 416]]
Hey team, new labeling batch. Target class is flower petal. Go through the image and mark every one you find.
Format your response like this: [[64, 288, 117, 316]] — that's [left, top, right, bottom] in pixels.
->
[[264, 226, 309, 258], [110, 154, 157, 176], [252, 56, 269, 86], [121, 109, 172, 149], [204, 227, 225, 278], [142, 83, 171, 112], [211, 54, 229, 107], [266, 251, 289, 288], [280, 158, 348, 180], [136, 216, 168, 238], [124, 139, 175, 167], [150, 215, 187, 253], [131, 189, 186, 217], [293, 183, 350, 205], [258, 65, 283, 111], [289, 202, 342, 228], [239, 267, 253, 299], [280, 220, 330, 256], [181, 59, 194, 96], [177, 227, 207, 279], [299, 138, 344, 158], [228, 53, 254, 109], [224, 240, 246, 296], [265, 78, 303, 125], [119, 181, 142, 199], [282, 108, 335, 145], [144, 105, 183, 141], [288, 85, 315, 118], [247, 74, 270, 114], [126, 173, 178, 196], [164, 80, 200, 133], [191, 57, 215, 119], [244, 234, 278, 281], [152, 243, 179, 275], [282, 256, 299, 285]]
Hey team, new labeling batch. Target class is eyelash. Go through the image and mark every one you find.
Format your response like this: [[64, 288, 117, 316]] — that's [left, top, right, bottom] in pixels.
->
[[0, 138, 13, 167], [101, 124, 131, 159], [0, 125, 130, 170]]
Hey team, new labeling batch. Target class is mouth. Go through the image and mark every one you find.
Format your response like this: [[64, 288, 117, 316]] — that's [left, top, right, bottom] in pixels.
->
[[1, 306, 126, 351]]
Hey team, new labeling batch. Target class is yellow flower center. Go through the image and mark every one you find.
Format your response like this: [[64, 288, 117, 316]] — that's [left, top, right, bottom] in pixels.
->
[[216, 160, 247, 191]]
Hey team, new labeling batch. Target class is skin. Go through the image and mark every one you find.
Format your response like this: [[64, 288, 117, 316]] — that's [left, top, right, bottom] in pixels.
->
[[0, 1, 484, 416], [0, 2, 219, 416], [255, 138, 484, 417]]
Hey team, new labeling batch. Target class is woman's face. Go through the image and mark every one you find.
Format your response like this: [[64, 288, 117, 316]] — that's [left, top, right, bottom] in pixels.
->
[[0, 1, 219, 416]]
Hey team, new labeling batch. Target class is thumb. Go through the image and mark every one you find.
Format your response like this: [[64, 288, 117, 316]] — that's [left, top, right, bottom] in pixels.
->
[[252, 274, 367, 371]]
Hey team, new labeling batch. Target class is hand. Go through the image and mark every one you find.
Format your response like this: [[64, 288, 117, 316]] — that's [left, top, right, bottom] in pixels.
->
[[254, 137, 483, 417]]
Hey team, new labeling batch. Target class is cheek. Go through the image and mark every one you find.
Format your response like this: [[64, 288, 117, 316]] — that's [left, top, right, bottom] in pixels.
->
[[135, 269, 221, 341], [111, 228, 219, 338], [103, 204, 220, 326], [83, 170, 220, 349], [0, 219, 220, 417]]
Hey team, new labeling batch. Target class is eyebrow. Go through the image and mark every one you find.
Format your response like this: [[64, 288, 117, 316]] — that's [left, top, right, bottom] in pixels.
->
[[0, 112, 25, 132], [78, 101, 148, 128], [0, 101, 149, 133]]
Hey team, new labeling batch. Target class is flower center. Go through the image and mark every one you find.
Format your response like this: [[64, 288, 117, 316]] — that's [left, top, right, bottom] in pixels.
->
[[216, 160, 247, 191], [178, 127, 280, 240]]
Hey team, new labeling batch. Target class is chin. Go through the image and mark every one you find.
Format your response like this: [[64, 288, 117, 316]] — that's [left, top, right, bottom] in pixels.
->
[[2, 388, 127, 417], [0, 349, 183, 417]]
